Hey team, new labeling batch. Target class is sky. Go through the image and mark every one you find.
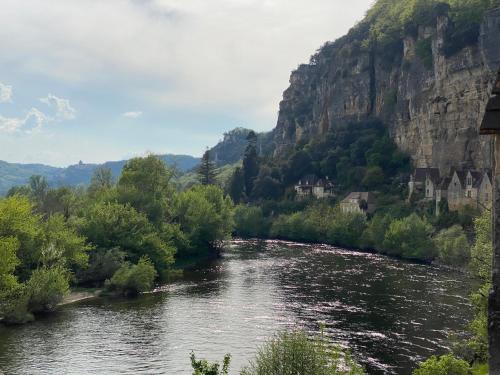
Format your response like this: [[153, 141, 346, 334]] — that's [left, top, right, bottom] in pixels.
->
[[0, 0, 373, 167]]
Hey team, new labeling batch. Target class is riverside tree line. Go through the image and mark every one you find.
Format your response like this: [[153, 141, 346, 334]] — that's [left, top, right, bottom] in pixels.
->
[[0, 155, 233, 324]]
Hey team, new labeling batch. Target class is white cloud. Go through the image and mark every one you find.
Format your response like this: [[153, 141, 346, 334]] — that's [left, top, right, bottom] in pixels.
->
[[0, 82, 13, 103], [0, 94, 74, 133], [40, 94, 76, 120], [0, 0, 372, 125], [122, 111, 142, 118], [0, 107, 49, 133]]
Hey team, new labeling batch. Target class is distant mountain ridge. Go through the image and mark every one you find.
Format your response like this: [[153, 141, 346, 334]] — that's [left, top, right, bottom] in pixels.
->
[[0, 154, 200, 196]]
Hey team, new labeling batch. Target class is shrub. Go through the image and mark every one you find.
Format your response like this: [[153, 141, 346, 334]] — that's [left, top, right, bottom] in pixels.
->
[[106, 256, 157, 296], [233, 205, 270, 238], [26, 266, 70, 313], [412, 354, 470, 375], [434, 225, 470, 267], [382, 214, 436, 260], [190, 352, 231, 375], [240, 330, 364, 375]]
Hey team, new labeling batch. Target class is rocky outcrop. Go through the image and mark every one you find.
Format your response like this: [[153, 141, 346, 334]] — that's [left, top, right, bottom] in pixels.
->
[[273, 7, 500, 174]]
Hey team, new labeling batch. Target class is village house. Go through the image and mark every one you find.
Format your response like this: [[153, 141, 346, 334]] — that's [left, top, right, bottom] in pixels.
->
[[408, 168, 441, 200], [294, 174, 335, 200], [411, 167, 493, 213], [340, 192, 376, 215]]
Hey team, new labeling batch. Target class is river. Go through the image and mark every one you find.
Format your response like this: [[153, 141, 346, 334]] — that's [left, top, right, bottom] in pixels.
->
[[0, 240, 473, 375]]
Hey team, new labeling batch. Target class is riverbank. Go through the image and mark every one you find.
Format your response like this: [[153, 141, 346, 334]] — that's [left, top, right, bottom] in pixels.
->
[[59, 289, 102, 307]]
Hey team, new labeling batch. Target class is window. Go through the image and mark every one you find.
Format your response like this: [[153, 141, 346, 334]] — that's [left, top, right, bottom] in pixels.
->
[[426, 189, 429, 195]]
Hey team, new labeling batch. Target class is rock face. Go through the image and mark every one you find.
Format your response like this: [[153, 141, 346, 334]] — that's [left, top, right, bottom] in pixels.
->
[[273, 7, 500, 174]]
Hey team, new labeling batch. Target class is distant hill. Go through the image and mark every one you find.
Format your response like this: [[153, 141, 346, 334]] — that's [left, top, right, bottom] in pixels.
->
[[209, 127, 273, 166], [0, 154, 200, 196], [0, 127, 275, 196]]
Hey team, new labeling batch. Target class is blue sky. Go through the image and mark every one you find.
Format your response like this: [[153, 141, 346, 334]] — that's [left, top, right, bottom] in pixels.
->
[[0, 0, 372, 167]]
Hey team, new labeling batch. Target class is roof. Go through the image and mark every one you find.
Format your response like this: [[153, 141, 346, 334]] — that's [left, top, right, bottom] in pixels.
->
[[438, 177, 451, 189], [470, 171, 483, 188], [296, 174, 334, 187], [413, 168, 440, 183], [341, 192, 375, 204]]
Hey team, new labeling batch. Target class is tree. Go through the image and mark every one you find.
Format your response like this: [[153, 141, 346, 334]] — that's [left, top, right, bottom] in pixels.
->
[[190, 353, 231, 375], [241, 330, 364, 375], [26, 266, 70, 313], [105, 256, 157, 296], [227, 167, 245, 203], [80, 202, 175, 278], [198, 149, 217, 186], [383, 214, 436, 260], [433, 225, 470, 267], [89, 167, 114, 195], [233, 205, 269, 238], [412, 354, 470, 375], [29, 175, 49, 203], [174, 185, 234, 257], [362, 166, 385, 189], [0, 237, 20, 294], [117, 155, 174, 226], [242, 133, 260, 197]]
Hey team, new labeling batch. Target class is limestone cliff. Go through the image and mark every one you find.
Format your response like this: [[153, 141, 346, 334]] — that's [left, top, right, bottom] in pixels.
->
[[273, 7, 500, 174]]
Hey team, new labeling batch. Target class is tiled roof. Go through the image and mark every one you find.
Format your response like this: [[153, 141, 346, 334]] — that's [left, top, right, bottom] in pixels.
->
[[413, 168, 440, 183], [341, 192, 375, 204]]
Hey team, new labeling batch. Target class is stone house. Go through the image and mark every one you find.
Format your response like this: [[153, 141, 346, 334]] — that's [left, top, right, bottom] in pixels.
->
[[295, 174, 335, 199], [440, 169, 492, 211], [340, 192, 376, 215], [408, 168, 441, 200]]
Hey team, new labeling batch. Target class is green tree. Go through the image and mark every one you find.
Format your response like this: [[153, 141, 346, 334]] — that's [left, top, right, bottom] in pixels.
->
[[198, 149, 217, 186], [228, 167, 245, 203], [105, 256, 157, 296], [362, 166, 385, 189], [89, 167, 114, 196], [433, 225, 470, 267], [0, 237, 20, 294], [29, 175, 49, 204], [242, 132, 259, 196], [80, 202, 175, 278], [174, 185, 234, 257], [26, 266, 70, 313], [117, 155, 174, 226], [383, 214, 436, 260], [361, 213, 393, 250], [233, 205, 269, 238], [241, 330, 364, 375], [412, 354, 470, 375], [190, 352, 231, 375]]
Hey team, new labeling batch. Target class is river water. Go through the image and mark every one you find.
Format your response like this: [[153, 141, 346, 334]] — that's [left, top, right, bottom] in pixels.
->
[[0, 240, 473, 375]]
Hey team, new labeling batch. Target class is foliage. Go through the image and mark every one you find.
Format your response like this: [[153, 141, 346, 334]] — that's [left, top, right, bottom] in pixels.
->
[[190, 352, 231, 375], [26, 266, 70, 313], [0, 236, 20, 293], [198, 150, 217, 186], [240, 330, 364, 375], [434, 225, 470, 267], [77, 247, 126, 286], [233, 205, 270, 238], [105, 256, 157, 296], [416, 37, 433, 69], [412, 354, 471, 375], [242, 132, 260, 197], [79, 202, 175, 277], [117, 155, 174, 226], [174, 185, 234, 257], [361, 213, 393, 250], [469, 211, 492, 281], [228, 166, 245, 203], [88, 167, 114, 196], [383, 214, 436, 260], [270, 204, 366, 248]]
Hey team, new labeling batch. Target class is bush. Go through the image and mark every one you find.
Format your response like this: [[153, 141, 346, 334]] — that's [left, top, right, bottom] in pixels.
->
[[26, 266, 70, 313], [412, 354, 470, 375], [434, 225, 470, 267], [0, 285, 33, 324], [326, 211, 367, 248], [190, 352, 231, 375], [361, 213, 393, 250], [240, 330, 364, 375], [76, 247, 126, 286], [105, 256, 157, 296], [383, 214, 436, 260], [233, 205, 270, 238]]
